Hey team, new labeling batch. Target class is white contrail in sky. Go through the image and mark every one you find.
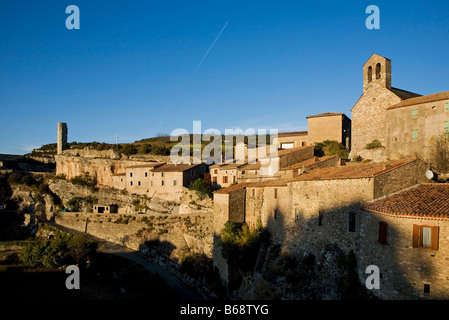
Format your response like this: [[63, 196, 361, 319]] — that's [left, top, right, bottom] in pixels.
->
[[193, 20, 229, 75]]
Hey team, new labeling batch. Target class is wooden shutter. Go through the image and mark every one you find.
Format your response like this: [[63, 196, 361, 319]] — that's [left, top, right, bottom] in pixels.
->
[[431, 226, 439, 251], [412, 224, 420, 248]]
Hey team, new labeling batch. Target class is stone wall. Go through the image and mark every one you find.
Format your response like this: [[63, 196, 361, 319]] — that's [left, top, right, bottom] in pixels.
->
[[386, 99, 449, 161], [53, 211, 214, 259], [358, 210, 449, 299], [373, 158, 430, 199]]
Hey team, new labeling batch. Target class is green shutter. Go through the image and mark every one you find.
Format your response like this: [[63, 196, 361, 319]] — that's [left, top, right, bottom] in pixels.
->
[[445, 121, 449, 136], [446, 101, 449, 111], [412, 108, 418, 118], [412, 129, 418, 141]]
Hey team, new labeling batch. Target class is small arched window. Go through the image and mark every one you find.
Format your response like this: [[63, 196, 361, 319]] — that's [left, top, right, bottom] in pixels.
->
[[367, 66, 373, 82], [376, 63, 381, 79]]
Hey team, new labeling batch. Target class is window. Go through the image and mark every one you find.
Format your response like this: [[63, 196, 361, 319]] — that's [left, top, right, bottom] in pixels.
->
[[301, 142, 307, 146], [274, 209, 278, 220], [375, 63, 381, 79], [130, 172, 133, 177], [190, 169, 196, 177], [274, 188, 278, 199], [214, 169, 218, 174], [281, 143, 294, 149], [446, 101, 449, 111], [223, 176, 228, 184], [212, 176, 217, 183], [138, 181, 141, 186], [412, 225, 439, 250], [120, 178, 123, 182], [161, 181, 164, 186], [145, 172, 148, 177], [348, 212, 356, 232], [173, 180, 177, 186], [412, 129, 418, 141], [445, 121, 449, 136], [424, 284, 431, 295], [232, 176, 236, 184], [161, 172, 164, 177], [130, 181, 133, 186], [412, 108, 418, 118], [378, 221, 388, 245], [241, 170, 246, 175], [252, 189, 255, 197], [318, 211, 323, 226], [368, 66, 373, 82], [295, 209, 300, 222]]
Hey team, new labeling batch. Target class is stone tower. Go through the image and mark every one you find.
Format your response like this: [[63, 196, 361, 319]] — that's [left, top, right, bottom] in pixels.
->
[[57, 122, 68, 155], [363, 54, 392, 91]]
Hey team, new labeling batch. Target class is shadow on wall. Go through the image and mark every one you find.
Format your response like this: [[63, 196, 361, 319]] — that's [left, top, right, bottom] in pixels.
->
[[214, 200, 445, 300], [137, 238, 226, 299]]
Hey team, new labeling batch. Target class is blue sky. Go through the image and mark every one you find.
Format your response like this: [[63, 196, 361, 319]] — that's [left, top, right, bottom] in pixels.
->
[[1, 0, 449, 154]]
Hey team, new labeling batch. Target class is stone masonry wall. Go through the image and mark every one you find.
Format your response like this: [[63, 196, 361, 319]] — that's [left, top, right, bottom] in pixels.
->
[[358, 210, 449, 299], [53, 211, 214, 259]]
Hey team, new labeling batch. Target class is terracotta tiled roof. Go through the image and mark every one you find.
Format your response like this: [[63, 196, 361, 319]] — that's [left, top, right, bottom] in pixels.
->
[[276, 145, 312, 157], [213, 182, 255, 194], [293, 157, 418, 181], [213, 178, 290, 194], [126, 162, 165, 169], [277, 131, 308, 137], [151, 163, 201, 172], [362, 184, 449, 219], [280, 155, 337, 171], [306, 112, 344, 119], [238, 162, 261, 170], [388, 90, 449, 110]]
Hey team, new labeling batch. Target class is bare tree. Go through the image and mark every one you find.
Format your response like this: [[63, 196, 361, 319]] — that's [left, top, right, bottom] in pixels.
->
[[430, 133, 449, 173]]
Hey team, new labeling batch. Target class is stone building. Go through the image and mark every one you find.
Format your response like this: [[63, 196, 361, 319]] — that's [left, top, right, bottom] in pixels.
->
[[350, 54, 449, 162], [385, 91, 449, 161], [360, 184, 449, 299], [306, 112, 352, 149], [350, 54, 421, 160], [273, 112, 351, 150], [147, 163, 207, 201], [209, 145, 314, 189], [274, 131, 308, 150], [212, 157, 438, 299]]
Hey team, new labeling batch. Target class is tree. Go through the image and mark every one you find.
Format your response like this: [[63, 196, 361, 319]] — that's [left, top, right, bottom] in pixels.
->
[[190, 178, 212, 200], [120, 144, 138, 156], [314, 140, 348, 159], [430, 133, 449, 173]]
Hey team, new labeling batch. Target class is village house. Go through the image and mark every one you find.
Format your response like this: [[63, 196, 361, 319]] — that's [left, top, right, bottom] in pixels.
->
[[350, 54, 449, 162], [272, 112, 351, 150], [360, 184, 449, 299], [209, 145, 314, 189], [212, 157, 436, 299], [385, 91, 449, 162]]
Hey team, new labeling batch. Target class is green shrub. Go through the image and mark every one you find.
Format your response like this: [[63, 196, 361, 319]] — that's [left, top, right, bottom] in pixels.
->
[[365, 139, 383, 150], [120, 144, 138, 156], [20, 230, 97, 268], [190, 178, 212, 200], [314, 140, 348, 159], [70, 173, 97, 191], [220, 221, 270, 273]]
